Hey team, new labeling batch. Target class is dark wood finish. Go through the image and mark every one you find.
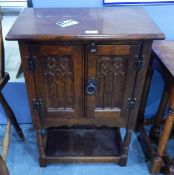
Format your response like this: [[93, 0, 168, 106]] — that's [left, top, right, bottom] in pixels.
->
[[6, 8, 164, 41], [31, 45, 84, 120], [45, 127, 122, 162], [0, 92, 24, 139], [86, 44, 140, 120], [16, 0, 33, 78], [36, 129, 47, 167], [153, 41, 174, 78], [6, 8, 164, 167], [0, 14, 5, 79], [0, 156, 9, 175], [136, 57, 154, 131], [138, 40, 174, 174], [16, 62, 22, 78]]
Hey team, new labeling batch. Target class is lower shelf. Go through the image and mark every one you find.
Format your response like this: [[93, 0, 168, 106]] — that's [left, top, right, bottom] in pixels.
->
[[44, 127, 122, 163]]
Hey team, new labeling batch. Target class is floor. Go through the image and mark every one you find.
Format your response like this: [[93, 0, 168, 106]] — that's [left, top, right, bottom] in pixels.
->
[[0, 124, 152, 175]]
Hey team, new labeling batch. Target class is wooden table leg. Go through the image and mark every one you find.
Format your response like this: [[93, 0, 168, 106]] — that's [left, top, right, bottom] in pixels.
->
[[2, 119, 11, 161], [0, 92, 24, 140], [150, 85, 174, 174], [0, 156, 9, 175], [149, 86, 168, 144]]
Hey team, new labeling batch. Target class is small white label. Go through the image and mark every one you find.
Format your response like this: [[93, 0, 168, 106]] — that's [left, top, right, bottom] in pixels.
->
[[85, 30, 98, 34], [56, 20, 79, 28]]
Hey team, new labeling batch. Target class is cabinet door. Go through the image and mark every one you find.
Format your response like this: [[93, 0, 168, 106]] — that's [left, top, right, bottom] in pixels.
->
[[86, 45, 140, 120], [30, 45, 84, 120]]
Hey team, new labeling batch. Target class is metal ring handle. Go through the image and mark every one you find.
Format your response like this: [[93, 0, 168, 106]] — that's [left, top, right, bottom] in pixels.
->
[[86, 80, 96, 95]]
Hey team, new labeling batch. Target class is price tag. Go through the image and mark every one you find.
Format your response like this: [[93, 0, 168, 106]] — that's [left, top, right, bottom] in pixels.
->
[[85, 30, 99, 34]]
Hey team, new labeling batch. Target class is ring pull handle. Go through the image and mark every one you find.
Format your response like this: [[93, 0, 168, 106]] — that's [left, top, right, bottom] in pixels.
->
[[86, 79, 96, 95]]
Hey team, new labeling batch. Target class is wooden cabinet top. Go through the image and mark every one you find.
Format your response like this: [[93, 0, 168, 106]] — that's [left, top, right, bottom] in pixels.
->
[[6, 7, 165, 41], [153, 40, 174, 77]]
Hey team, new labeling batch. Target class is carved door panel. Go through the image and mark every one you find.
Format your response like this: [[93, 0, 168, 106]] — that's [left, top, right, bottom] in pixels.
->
[[86, 45, 141, 119], [30, 45, 84, 120]]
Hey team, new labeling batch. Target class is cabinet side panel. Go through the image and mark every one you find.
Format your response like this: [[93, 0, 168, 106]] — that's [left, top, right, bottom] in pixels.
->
[[128, 41, 152, 129], [18, 42, 41, 129]]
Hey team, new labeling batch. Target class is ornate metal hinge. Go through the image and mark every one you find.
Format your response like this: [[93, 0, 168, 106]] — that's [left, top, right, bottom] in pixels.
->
[[133, 55, 146, 70], [127, 98, 136, 110], [90, 43, 97, 53], [32, 98, 43, 111], [26, 56, 37, 71]]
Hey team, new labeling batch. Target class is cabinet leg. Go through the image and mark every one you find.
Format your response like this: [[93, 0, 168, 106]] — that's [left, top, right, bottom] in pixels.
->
[[39, 157, 47, 167], [36, 130, 46, 167], [119, 129, 132, 166]]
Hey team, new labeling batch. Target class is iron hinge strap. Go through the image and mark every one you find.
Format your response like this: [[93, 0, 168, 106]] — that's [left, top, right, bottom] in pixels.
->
[[32, 98, 43, 111], [26, 56, 37, 71], [127, 98, 136, 110], [134, 55, 146, 70], [90, 43, 97, 53], [169, 107, 174, 115]]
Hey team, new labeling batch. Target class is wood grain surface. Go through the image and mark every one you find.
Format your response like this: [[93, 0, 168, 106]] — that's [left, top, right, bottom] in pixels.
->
[[6, 7, 164, 41]]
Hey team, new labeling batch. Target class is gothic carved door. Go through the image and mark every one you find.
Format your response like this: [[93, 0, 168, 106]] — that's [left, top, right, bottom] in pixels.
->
[[30, 45, 84, 120], [86, 44, 141, 119]]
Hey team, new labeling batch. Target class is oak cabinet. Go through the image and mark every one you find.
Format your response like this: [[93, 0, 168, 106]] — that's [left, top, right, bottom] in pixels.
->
[[30, 44, 140, 126], [6, 7, 164, 167]]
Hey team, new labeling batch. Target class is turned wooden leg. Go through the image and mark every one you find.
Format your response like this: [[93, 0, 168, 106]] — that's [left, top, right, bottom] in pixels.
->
[[119, 129, 132, 166], [36, 130, 47, 167], [16, 62, 23, 78], [0, 156, 9, 175], [2, 119, 11, 162], [150, 86, 174, 174], [149, 87, 168, 144], [0, 92, 24, 140]]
